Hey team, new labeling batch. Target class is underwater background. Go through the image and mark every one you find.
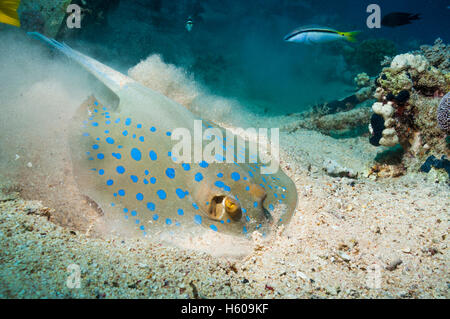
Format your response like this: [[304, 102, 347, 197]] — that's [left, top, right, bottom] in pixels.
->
[[0, 0, 449, 299], [16, 0, 450, 115]]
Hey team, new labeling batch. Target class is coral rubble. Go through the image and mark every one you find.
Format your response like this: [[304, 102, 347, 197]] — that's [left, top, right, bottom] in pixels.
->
[[366, 39, 450, 177]]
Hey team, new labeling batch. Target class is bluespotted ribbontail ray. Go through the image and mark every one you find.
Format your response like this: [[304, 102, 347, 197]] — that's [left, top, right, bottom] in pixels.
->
[[28, 32, 298, 240]]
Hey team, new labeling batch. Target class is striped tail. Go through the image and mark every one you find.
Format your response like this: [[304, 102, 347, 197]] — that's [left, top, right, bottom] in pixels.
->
[[341, 31, 360, 43]]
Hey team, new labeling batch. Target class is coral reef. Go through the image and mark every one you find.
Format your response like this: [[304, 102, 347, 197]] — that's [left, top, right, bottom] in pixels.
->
[[344, 39, 397, 76], [354, 72, 370, 88], [365, 39, 450, 176], [437, 92, 449, 133], [415, 38, 450, 72], [284, 103, 373, 137], [420, 155, 450, 178], [18, 0, 72, 37]]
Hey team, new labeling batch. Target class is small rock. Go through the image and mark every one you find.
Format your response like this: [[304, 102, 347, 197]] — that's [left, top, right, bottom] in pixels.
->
[[296, 271, 309, 281], [337, 251, 351, 262], [27, 162, 32, 168], [386, 259, 402, 271]]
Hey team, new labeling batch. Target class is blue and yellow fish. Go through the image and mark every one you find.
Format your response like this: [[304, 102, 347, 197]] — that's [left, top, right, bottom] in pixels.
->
[[284, 25, 359, 44]]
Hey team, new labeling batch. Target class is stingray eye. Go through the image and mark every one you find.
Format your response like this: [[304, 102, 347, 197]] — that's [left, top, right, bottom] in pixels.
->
[[207, 195, 242, 221]]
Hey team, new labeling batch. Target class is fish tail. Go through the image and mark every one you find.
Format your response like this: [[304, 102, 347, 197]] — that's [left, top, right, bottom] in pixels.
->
[[410, 13, 421, 20], [0, 0, 21, 27], [341, 31, 360, 43]]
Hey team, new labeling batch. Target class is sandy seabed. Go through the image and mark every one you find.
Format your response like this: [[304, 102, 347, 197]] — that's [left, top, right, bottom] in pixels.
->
[[0, 122, 448, 299]]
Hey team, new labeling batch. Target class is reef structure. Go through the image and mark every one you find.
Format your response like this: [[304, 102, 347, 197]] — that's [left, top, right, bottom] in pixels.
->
[[367, 39, 450, 177]]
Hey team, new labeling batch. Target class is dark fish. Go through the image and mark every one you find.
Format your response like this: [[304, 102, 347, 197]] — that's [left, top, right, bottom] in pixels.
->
[[381, 12, 421, 27]]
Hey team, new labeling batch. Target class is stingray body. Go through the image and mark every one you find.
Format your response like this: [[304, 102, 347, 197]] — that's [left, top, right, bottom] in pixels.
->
[[28, 32, 297, 238]]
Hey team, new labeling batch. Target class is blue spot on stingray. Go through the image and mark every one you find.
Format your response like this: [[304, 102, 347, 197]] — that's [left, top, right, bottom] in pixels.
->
[[165, 168, 175, 179], [194, 215, 202, 225], [152, 214, 159, 221], [227, 219, 231, 223], [147, 202, 155, 211], [166, 131, 171, 136], [144, 170, 149, 175], [125, 118, 131, 126], [122, 130, 128, 136], [123, 208, 128, 213], [136, 193, 144, 201], [98, 169, 104, 175], [150, 127, 156, 132], [97, 153, 104, 160], [231, 172, 240, 181], [150, 177, 156, 184], [131, 148, 142, 161], [104, 130, 110, 134], [112, 153, 122, 159], [245, 186, 250, 191], [106, 179, 113, 186], [253, 201, 258, 208], [210, 225, 218, 232], [157, 190, 167, 200], [199, 161, 209, 168], [92, 122, 99, 127], [182, 163, 190, 171], [115, 118, 120, 123], [92, 144, 99, 150], [118, 189, 125, 196], [106, 137, 114, 144], [131, 210, 137, 216], [105, 120, 111, 125], [243, 226, 248, 234], [132, 134, 136, 139], [143, 178, 148, 184], [269, 204, 274, 211], [137, 124, 142, 128], [214, 181, 225, 188], [176, 189, 186, 199], [94, 101, 98, 106], [82, 132, 89, 137], [116, 166, 125, 174], [139, 136, 144, 142], [140, 225, 145, 231], [192, 203, 199, 210], [224, 185, 231, 192], [246, 216, 250, 222], [194, 173, 203, 182], [177, 209, 184, 216], [166, 218, 172, 225], [96, 138, 100, 141], [149, 150, 157, 161], [217, 173, 223, 178]]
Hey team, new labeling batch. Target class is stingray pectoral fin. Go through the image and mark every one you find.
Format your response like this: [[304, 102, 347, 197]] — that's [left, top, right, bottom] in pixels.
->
[[27, 32, 130, 107]]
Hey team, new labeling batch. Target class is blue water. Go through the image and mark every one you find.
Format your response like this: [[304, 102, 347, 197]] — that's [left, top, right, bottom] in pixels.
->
[[24, 0, 450, 113]]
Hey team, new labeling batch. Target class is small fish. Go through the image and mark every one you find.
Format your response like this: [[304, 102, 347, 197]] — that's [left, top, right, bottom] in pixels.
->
[[0, 0, 21, 27], [284, 25, 359, 44], [381, 12, 421, 28], [186, 16, 193, 32]]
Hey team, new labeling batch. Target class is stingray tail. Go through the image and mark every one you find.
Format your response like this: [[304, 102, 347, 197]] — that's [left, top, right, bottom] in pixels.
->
[[27, 32, 133, 94]]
